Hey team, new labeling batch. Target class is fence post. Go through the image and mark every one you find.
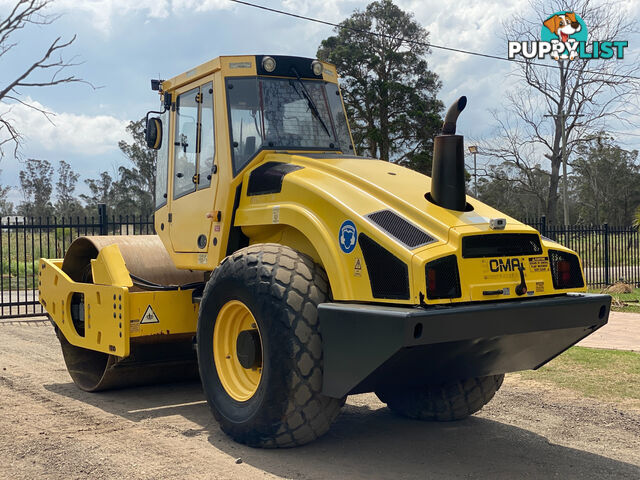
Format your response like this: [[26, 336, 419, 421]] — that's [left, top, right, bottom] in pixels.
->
[[98, 204, 108, 236], [603, 223, 609, 286], [540, 215, 547, 237]]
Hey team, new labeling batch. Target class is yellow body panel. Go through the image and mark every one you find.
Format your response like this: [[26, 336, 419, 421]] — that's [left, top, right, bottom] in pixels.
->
[[39, 258, 130, 357], [90, 244, 134, 288]]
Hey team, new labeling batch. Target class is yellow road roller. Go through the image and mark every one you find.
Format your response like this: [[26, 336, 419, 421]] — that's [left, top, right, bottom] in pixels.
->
[[39, 55, 611, 448]]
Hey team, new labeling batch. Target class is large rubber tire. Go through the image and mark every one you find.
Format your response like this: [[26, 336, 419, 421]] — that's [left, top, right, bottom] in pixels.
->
[[376, 374, 504, 421], [197, 244, 344, 448]]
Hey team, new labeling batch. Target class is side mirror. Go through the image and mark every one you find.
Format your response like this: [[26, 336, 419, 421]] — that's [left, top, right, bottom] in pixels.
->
[[145, 117, 163, 150]]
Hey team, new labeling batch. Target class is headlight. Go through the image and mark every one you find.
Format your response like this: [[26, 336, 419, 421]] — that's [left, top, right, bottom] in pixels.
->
[[262, 56, 276, 73], [311, 60, 323, 76]]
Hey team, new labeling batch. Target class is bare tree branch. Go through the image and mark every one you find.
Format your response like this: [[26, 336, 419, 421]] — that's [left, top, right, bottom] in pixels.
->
[[0, 1, 86, 158]]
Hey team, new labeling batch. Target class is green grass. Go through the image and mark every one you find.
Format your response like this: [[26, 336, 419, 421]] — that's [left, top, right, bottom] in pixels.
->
[[588, 287, 640, 313], [519, 347, 640, 407], [0, 229, 76, 290]]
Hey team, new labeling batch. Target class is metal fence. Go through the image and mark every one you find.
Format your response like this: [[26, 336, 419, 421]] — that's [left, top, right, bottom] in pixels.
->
[[1, 208, 638, 320], [0, 204, 153, 319]]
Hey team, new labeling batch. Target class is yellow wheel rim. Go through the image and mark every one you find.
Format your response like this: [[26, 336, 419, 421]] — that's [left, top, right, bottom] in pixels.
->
[[213, 300, 263, 402]]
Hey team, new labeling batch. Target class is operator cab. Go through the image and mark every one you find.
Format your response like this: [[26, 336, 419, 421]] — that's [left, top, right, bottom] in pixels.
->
[[144, 55, 355, 265]]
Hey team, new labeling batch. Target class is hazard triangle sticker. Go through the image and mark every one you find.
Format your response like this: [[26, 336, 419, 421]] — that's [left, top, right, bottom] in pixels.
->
[[140, 305, 159, 324]]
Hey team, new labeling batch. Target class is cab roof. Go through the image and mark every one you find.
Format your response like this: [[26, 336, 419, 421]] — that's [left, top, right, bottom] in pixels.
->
[[161, 55, 339, 92]]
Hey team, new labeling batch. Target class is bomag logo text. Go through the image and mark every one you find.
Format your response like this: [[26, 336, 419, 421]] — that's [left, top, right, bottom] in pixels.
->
[[489, 258, 523, 272]]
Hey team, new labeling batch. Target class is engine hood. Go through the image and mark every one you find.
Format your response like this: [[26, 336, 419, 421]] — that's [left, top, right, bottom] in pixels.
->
[[234, 152, 576, 304], [281, 153, 529, 242]]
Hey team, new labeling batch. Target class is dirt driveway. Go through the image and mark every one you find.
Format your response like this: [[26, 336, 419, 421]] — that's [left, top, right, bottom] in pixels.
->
[[1, 320, 639, 479]]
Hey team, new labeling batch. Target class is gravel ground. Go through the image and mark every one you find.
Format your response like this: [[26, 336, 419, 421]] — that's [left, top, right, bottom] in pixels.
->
[[0, 320, 639, 480]]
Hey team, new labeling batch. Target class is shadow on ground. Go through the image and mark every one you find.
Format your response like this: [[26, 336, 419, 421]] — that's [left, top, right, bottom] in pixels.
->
[[46, 381, 640, 479]]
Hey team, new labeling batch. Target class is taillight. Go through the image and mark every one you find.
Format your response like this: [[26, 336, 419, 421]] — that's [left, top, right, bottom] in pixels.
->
[[427, 268, 437, 293], [549, 250, 584, 289], [426, 255, 461, 300], [557, 260, 571, 285]]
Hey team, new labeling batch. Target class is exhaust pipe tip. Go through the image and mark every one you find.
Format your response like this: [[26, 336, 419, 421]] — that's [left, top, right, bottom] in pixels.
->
[[441, 96, 467, 135]]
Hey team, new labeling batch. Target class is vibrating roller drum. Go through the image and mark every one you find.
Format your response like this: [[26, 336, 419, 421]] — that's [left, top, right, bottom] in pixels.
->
[[56, 235, 204, 392]]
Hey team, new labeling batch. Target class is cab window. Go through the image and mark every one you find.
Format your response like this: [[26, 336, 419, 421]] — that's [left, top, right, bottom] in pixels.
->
[[326, 83, 354, 154], [199, 83, 215, 189], [173, 83, 215, 198], [173, 88, 198, 198]]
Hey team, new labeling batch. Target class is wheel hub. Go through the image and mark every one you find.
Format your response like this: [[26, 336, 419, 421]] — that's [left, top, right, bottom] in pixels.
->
[[236, 329, 262, 369], [213, 300, 263, 402]]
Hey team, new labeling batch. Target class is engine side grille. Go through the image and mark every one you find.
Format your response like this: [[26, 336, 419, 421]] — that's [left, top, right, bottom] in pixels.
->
[[358, 233, 410, 300], [366, 210, 435, 250], [462, 233, 542, 258]]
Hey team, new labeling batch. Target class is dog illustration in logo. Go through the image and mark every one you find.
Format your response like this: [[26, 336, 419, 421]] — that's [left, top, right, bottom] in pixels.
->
[[544, 12, 582, 60]]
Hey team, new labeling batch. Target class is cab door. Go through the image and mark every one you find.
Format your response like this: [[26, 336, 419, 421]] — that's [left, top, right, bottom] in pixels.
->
[[169, 79, 219, 252]]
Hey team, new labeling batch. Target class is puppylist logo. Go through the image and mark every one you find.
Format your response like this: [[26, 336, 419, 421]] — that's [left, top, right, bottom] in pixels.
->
[[508, 11, 628, 61]]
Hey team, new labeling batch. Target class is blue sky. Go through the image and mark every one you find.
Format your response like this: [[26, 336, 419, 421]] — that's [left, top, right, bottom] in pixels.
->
[[0, 0, 639, 207]]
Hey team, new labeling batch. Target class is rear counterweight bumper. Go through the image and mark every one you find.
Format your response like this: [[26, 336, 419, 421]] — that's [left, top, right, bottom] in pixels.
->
[[319, 293, 611, 398]]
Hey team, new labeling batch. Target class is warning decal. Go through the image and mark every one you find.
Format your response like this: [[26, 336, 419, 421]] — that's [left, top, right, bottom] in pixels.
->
[[354, 258, 362, 277], [528, 256, 549, 272], [130, 319, 140, 333], [140, 305, 159, 324]]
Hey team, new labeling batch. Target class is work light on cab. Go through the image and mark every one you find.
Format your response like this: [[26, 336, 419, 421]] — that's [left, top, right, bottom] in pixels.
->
[[311, 60, 323, 76], [262, 56, 276, 72]]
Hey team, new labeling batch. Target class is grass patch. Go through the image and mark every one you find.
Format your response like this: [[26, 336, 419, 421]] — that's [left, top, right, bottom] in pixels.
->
[[588, 287, 640, 313], [519, 346, 640, 406]]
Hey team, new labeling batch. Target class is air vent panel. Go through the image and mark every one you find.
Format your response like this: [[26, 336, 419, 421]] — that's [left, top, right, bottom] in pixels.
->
[[358, 233, 410, 300], [366, 210, 435, 250]]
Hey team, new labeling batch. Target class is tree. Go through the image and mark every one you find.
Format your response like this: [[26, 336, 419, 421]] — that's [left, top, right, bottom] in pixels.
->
[[17, 158, 53, 217], [115, 119, 157, 217], [490, 0, 639, 223], [0, 0, 82, 157], [55, 159, 81, 217], [477, 164, 549, 221], [317, 0, 443, 169], [80, 171, 115, 214], [572, 135, 640, 225], [0, 182, 13, 216]]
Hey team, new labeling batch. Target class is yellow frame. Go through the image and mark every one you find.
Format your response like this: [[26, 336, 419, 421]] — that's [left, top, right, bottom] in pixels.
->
[[39, 250, 198, 357]]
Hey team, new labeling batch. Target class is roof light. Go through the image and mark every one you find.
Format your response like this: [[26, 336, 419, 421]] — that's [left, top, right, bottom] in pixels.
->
[[311, 60, 323, 76], [262, 56, 276, 73]]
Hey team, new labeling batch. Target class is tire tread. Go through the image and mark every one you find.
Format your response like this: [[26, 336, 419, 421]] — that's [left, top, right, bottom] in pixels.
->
[[378, 374, 504, 422], [200, 244, 343, 448]]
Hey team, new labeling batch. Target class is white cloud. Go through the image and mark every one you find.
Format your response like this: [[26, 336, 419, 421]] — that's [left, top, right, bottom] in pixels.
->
[[172, 0, 229, 13], [0, 97, 130, 156], [0, 0, 229, 34]]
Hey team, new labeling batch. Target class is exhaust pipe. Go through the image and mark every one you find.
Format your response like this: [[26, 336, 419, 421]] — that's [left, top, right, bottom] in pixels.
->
[[429, 96, 467, 211]]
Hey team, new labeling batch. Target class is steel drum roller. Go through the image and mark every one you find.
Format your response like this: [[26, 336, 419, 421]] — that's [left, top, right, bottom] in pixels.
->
[[56, 235, 203, 392]]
